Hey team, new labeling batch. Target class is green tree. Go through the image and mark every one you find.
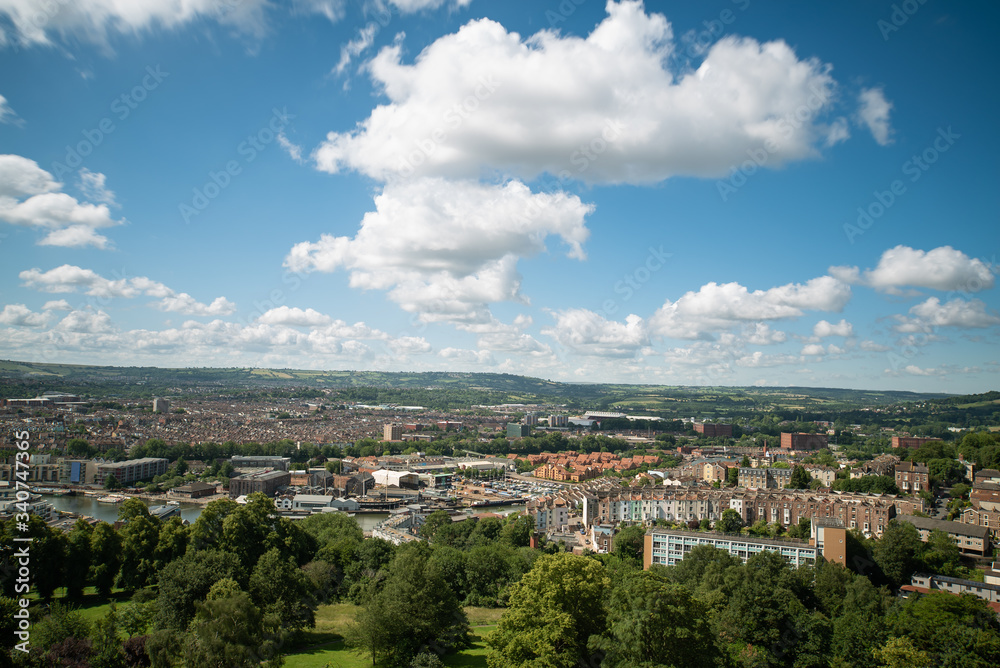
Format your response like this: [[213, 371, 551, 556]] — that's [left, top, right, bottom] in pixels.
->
[[501, 514, 534, 548], [90, 604, 126, 668], [65, 519, 94, 600], [611, 525, 646, 563], [188, 497, 240, 552], [182, 593, 283, 668], [487, 552, 609, 668], [118, 513, 160, 591], [90, 521, 122, 598], [249, 547, 316, 633], [104, 474, 121, 490], [873, 636, 933, 668], [154, 549, 244, 631], [717, 508, 744, 534], [788, 465, 812, 489], [872, 520, 923, 588], [589, 571, 719, 667]]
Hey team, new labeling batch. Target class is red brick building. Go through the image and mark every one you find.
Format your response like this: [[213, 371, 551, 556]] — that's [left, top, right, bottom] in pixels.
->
[[895, 461, 930, 493], [891, 436, 937, 449], [780, 432, 828, 451], [694, 422, 733, 438]]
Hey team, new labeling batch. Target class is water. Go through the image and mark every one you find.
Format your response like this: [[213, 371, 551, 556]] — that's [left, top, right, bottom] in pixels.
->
[[45, 495, 203, 524], [43, 495, 523, 531]]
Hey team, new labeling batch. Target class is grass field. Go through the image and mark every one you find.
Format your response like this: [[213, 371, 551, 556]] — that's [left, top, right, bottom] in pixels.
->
[[281, 604, 499, 668]]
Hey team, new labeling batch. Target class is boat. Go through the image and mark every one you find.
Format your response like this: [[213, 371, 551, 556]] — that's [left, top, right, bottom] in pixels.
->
[[166, 500, 180, 506], [97, 494, 127, 504]]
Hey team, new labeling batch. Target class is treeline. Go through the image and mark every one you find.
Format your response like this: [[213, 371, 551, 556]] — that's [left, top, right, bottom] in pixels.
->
[[486, 519, 999, 668]]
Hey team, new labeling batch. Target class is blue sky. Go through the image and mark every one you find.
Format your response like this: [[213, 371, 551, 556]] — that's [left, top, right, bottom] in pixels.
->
[[0, 0, 997, 393]]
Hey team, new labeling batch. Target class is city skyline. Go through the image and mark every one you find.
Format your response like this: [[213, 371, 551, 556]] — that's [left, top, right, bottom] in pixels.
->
[[0, 0, 997, 392]]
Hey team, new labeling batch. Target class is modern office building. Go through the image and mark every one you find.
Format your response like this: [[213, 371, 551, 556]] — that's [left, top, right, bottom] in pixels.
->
[[230, 455, 291, 471]]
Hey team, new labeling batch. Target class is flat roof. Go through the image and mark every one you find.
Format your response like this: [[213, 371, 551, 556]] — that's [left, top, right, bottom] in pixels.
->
[[648, 528, 816, 551], [897, 514, 989, 539]]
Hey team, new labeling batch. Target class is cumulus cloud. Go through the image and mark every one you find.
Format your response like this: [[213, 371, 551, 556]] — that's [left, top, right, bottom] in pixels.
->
[[647, 276, 850, 340], [743, 322, 787, 345], [388, 336, 433, 355], [0, 155, 123, 248], [285, 177, 592, 324], [314, 0, 839, 185], [0, 0, 272, 48], [0, 154, 59, 198], [801, 343, 827, 357], [257, 306, 333, 327], [813, 319, 853, 338], [439, 347, 495, 365], [857, 87, 893, 145], [830, 245, 994, 294], [388, 0, 472, 12], [0, 304, 48, 327], [542, 309, 646, 357], [19, 264, 235, 316], [894, 297, 1000, 332]]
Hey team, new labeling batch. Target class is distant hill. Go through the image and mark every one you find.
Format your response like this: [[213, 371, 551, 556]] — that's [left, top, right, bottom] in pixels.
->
[[0, 359, 957, 416]]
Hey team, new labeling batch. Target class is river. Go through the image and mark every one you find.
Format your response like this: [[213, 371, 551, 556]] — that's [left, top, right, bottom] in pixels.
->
[[44, 494, 525, 531]]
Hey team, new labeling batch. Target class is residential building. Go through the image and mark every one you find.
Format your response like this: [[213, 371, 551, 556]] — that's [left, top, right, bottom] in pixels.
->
[[591, 525, 614, 554], [58, 458, 99, 485], [507, 424, 531, 438], [152, 397, 171, 414], [780, 433, 828, 451], [738, 467, 792, 489], [383, 423, 403, 441], [96, 457, 168, 486], [850, 455, 899, 479], [897, 514, 991, 557], [549, 415, 569, 428], [907, 573, 1000, 604], [962, 482, 1000, 541], [643, 528, 820, 569], [895, 461, 930, 493]]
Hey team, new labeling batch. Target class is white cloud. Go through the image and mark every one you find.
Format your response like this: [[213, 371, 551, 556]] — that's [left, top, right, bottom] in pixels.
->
[[293, 0, 347, 22], [736, 351, 800, 368], [277, 133, 304, 163], [257, 306, 333, 327], [813, 318, 853, 338], [388, 336, 433, 355], [648, 276, 850, 340], [55, 309, 114, 334], [743, 322, 787, 345], [0, 0, 272, 49], [857, 87, 893, 146], [859, 340, 890, 352], [439, 347, 495, 365], [894, 297, 1000, 332], [314, 0, 839, 185], [0, 154, 59, 198], [801, 343, 827, 356], [824, 116, 849, 146], [0, 155, 124, 248], [831, 245, 995, 293], [333, 21, 379, 75], [154, 294, 237, 317], [78, 169, 116, 206], [20, 265, 235, 316], [285, 177, 592, 324], [388, 0, 472, 12], [0, 304, 48, 327], [542, 309, 646, 357], [0, 94, 22, 125]]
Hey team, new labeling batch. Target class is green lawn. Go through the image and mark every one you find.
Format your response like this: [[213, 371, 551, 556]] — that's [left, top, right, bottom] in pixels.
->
[[281, 602, 498, 668]]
